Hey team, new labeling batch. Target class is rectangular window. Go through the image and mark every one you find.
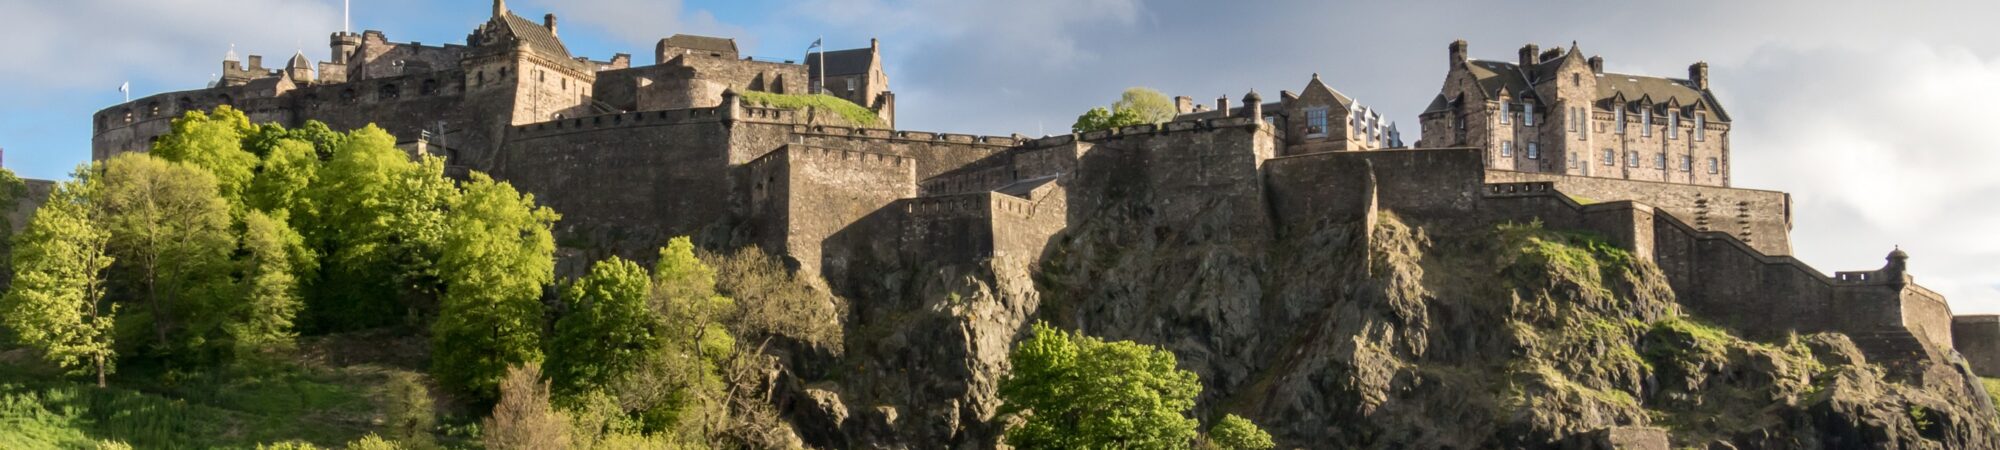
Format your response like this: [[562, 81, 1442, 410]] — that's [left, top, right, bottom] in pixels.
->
[[1642, 109, 1653, 137], [1668, 113, 1680, 139], [846, 78, 856, 91], [1603, 149, 1615, 166], [1501, 141, 1514, 157], [1568, 152, 1578, 168], [1527, 142, 1540, 159], [1568, 107, 1578, 132], [1523, 102, 1535, 126], [1615, 108, 1626, 134], [1499, 102, 1510, 124], [1707, 157, 1720, 174], [1305, 107, 1328, 137], [1655, 153, 1666, 168], [1695, 113, 1707, 141], [1680, 155, 1692, 171], [1627, 150, 1640, 167]]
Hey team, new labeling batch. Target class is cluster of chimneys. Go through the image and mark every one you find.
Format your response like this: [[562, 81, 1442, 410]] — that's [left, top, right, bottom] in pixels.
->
[[1447, 40, 1710, 90]]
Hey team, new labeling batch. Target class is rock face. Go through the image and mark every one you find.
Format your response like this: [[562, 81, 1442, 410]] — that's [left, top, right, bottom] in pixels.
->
[[765, 177, 2000, 449]]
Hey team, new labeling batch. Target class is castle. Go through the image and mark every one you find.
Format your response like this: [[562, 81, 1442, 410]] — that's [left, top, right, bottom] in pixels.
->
[[87, 1, 2000, 381]]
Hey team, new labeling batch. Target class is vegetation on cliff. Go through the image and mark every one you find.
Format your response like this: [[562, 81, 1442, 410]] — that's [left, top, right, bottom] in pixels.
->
[[737, 91, 882, 127]]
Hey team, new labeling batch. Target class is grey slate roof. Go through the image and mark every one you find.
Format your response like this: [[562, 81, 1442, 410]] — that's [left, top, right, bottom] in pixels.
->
[[1459, 56, 1729, 121], [497, 13, 571, 60], [806, 48, 875, 76], [662, 34, 738, 56]]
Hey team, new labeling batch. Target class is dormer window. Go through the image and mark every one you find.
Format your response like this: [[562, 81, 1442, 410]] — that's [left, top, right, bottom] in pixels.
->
[[1305, 107, 1328, 137], [1641, 108, 1652, 137], [1615, 107, 1626, 134], [1668, 112, 1679, 139], [1499, 101, 1510, 124], [1523, 100, 1535, 126], [1695, 112, 1706, 142]]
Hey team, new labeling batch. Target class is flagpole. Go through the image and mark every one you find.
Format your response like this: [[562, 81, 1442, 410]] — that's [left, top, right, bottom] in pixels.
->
[[817, 35, 824, 96]]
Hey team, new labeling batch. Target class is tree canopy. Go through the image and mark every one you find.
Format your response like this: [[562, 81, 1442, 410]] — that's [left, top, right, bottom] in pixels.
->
[[431, 172, 560, 404], [1072, 87, 1178, 133], [2, 173, 117, 386], [999, 322, 1202, 449]]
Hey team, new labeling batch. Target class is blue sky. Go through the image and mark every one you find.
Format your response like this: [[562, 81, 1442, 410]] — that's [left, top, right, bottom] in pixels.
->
[[3, 0, 1999, 313]]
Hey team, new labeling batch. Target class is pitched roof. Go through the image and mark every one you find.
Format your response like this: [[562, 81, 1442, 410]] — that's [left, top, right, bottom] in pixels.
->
[[806, 48, 875, 76], [493, 12, 571, 60], [1460, 56, 1728, 121], [661, 34, 738, 56]]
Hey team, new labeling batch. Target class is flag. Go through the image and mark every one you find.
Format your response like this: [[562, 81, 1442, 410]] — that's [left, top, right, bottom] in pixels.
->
[[119, 82, 129, 95], [807, 38, 822, 52]]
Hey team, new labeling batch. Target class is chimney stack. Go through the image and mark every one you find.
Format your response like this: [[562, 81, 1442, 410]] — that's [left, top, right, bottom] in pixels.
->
[[1689, 61, 1710, 90], [493, 0, 506, 18], [1519, 44, 1540, 67], [545, 13, 557, 35], [1174, 96, 1194, 114], [1588, 56, 1604, 74], [1449, 39, 1468, 69], [1217, 96, 1229, 114]]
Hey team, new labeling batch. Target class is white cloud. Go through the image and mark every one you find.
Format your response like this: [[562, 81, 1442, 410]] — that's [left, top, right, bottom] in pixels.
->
[[518, 0, 745, 49], [0, 0, 338, 90]]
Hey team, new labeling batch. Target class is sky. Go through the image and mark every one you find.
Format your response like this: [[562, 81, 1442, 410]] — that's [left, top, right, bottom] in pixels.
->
[[1, 0, 1996, 312]]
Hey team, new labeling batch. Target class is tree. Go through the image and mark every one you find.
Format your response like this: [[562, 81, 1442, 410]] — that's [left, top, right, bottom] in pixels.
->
[[546, 256, 658, 399], [431, 172, 558, 403], [998, 322, 1201, 449], [1072, 87, 1176, 132], [708, 246, 845, 351], [483, 365, 572, 450], [1, 175, 116, 386], [149, 106, 258, 203], [301, 126, 453, 331], [614, 237, 735, 437], [1113, 87, 1178, 124], [94, 153, 235, 356], [225, 211, 306, 358], [246, 137, 319, 222], [1204, 414, 1275, 450], [381, 371, 437, 449], [0, 167, 32, 287]]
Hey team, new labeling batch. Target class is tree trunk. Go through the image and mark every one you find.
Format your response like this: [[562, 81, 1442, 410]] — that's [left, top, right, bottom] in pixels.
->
[[94, 354, 106, 388]]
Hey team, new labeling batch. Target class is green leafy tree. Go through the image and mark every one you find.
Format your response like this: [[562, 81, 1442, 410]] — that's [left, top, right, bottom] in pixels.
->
[[301, 126, 453, 331], [1112, 87, 1178, 124], [246, 137, 320, 222], [225, 210, 306, 358], [1072, 87, 1176, 132], [998, 322, 1201, 449], [1204, 414, 1275, 450], [617, 237, 735, 437], [149, 106, 258, 203], [546, 256, 659, 399], [0, 167, 32, 287], [1, 174, 116, 386], [431, 172, 559, 403], [94, 153, 235, 356]]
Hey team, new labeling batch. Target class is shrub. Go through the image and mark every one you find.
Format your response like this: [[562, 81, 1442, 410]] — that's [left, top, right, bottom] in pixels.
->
[[482, 365, 571, 450]]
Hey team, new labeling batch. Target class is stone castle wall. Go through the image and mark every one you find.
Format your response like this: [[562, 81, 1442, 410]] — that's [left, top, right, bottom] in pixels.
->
[[1954, 316, 2000, 376], [1265, 148, 1485, 236], [1485, 170, 1790, 254]]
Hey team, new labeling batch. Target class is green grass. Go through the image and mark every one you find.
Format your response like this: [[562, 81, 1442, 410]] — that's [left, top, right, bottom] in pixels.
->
[[738, 91, 882, 126], [1983, 378, 2000, 409]]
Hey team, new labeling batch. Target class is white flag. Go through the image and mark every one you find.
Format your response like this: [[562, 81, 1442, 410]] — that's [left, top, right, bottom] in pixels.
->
[[119, 82, 129, 94]]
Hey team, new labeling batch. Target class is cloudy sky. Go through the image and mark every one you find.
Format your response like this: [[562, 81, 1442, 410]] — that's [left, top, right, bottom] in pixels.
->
[[1, 0, 1996, 312]]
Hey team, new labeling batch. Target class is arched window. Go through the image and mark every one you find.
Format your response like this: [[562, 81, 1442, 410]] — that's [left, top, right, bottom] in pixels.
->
[[379, 83, 400, 101], [421, 79, 439, 95], [341, 89, 358, 104]]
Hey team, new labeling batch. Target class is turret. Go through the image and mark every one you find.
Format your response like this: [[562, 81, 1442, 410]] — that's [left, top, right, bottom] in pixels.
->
[[1242, 90, 1263, 119], [329, 32, 361, 65]]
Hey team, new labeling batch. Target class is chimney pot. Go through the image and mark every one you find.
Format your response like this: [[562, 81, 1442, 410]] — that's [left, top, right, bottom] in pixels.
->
[[1449, 39, 1468, 69]]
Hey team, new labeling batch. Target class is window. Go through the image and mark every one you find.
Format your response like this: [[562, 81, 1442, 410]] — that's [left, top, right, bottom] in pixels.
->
[[1501, 141, 1514, 157], [1527, 142, 1540, 159], [1615, 107, 1626, 133], [1707, 157, 1720, 174], [538, 70, 545, 82], [1305, 107, 1328, 137], [1627, 150, 1640, 167], [1695, 113, 1706, 141], [1567, 107, 1578, 132], [421, 79, 439, 95], [845, 78, 856, 91], [1641, 108, 1652, 137], [1680, 155, 1692, 171], [1655, 153, 1666, 168], [1668, 113, 1679, 139], [1603, 149, 1615, 166], [1568, 152, 1578, 169], [1573, 73, 1582, 86], [1499, 102, 1510, 124], [379, 83, 400, 100], [1523, 101, 1536, 126]]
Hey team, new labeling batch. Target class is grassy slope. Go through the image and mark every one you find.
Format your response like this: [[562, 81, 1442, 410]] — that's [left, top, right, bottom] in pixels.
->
[[0, 333, 443, 450], [738, 91, 882, 127]]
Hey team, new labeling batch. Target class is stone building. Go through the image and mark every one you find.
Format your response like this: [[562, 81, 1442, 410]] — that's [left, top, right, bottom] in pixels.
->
[[805, 39, 894, 126], [1417, 41, 1731, 187], [1173, 74, 1403, 155]]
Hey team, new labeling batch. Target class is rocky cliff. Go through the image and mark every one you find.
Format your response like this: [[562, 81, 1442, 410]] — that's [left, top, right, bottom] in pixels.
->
[[764, 177, 1999, 449]]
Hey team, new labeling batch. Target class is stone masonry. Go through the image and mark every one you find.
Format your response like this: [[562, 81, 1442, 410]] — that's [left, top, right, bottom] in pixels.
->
[[84, 2, 2000, 386]]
